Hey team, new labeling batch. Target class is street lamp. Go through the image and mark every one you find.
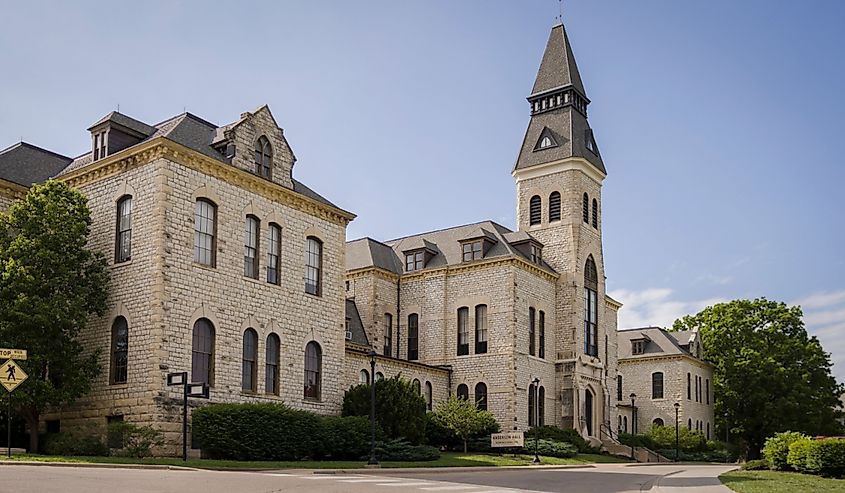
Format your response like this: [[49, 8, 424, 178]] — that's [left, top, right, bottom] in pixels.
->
[[367, 350, 379, 467], [629, 393, 637, 460], [724, 411, 729, 464], [532, 377, 541, 464], [674, 403, 680, 462]]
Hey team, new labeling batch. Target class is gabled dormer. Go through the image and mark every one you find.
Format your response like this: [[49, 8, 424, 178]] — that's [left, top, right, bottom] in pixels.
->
[[402, 239, 438, 273], [631, 334, 651, 355], [88, 112, 156, 162], [506, 233, 545, 266], [459, 228, 497, 262]]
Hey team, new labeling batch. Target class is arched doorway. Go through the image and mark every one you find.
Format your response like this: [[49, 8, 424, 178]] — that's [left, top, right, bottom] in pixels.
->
[[585, 389, 594, 436]]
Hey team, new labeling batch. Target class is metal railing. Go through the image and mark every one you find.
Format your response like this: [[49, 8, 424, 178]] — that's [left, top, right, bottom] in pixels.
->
[[599, 422, 672, 463]]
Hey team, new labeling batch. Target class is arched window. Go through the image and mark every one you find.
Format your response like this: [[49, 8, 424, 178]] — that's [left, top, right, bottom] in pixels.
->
[[254, 136, 272, 179], [407, 314, 419, 360], [413, 379, 421, 394], [304, 341, 322, 400], [687, 373, 691, 400], [623, 416, 628, 433], [539, 136, 553, 148], [538, 310, 545, 359], [267, 223, 281, 285], [617, 374, 623, 401], [582, 193, 589, 223], [652, 372, 664, 399], [242, 328, 258, 391], [475, 305, 487, 354], [528, 383, 536, 426], [538, 386, 545, 426], [475, 382, 487, 411], [618, 415, 623, 432], [115, 195, 132, 263], [265, 333, 280, 394], [548, 192, 561, 222], [457, 307, 469, 356], [706, 379, 710, 405], [359, 369, 370, 385], [592, 198, 598, 228], [110, 316, 129, 384], [194, 199, 217, 267], [244, 215, 260, 279], [584, 257, 598, 357], [653, 418, 665, 427], [375, 372, 384, 381], [305, 237, 322, 296], [383, 313, 393, 357], [529, 195, 541, 225], [528, 307, 536, 356], [456, 384, 469, 400], [425, 381, 433, 411], [688, 418, 692, 429], [706, 422, 710, 440], [191, 318, 215, 385]]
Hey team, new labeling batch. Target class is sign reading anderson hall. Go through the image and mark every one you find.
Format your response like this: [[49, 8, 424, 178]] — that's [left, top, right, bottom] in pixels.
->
[[491, 432, 524, 448]]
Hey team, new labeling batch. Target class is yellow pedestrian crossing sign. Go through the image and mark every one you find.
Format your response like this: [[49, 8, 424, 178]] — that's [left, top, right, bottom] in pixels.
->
[[1, 359, 27, 392]]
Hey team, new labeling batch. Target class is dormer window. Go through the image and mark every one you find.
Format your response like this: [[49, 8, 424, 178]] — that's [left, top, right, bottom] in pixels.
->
[[632, 340, 645, 355], [93, 131, 108, 161], [254, 136, 272, 179], [405, 250, 425, 272], [462, 240, 483, 262], [530, 244, 542, 264]]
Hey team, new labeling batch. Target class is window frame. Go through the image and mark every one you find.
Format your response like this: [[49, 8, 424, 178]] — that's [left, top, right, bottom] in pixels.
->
[[652, 372, 664, 399], [538, 310, 545, 359], [265, 333, 280, 395], [549, 191, 561, 222], [584, 257, 599, 357], [244, 215, 260, 279], [115, 195, 132, 263], [582, 193, 589, 224], [475, 382, 487, 411], [457, 307, 469, 356], [461, 240, 483, 262], [193, 199, 217, 267], [529, 195, 542, 225], [191, 318, 215, 386], [242, 328, 258, 392], [425, 381, 433, 411], [528, 307, 536, 356], [254, 135, 273, 179], [456, 383, 469, 400], [405, 250, 425, 272], [304, 341, 322, 400], [474, 304, 487, 354], [592, 198, 598, 228], [383, 313, 393, 357], [109, 316, 129, 385], [407, 313, 419, 361], [304, 236, 323, 296], [266, 223, 282, 285]]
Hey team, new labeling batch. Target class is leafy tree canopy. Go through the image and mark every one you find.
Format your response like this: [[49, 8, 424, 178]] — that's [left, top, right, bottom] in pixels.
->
[[673, 298, 844, 458], [431, 395, 498, 453], [0, 180, 110, 452], [342, 375, 427, 444]]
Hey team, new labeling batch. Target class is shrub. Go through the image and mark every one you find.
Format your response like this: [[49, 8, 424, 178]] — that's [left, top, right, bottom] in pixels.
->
[[741, 459, 769, 470], [805, 438, 845, 478], [375, 439, 440, 461], [342, 376, 427, 444], [522, 439, 577, 458], [786, 437, 812, 473], [656, 448, 731, 462], [762, 431, 808, 471], [425, 411, 499, 451], [430, 396, 499, 453], [648, 425, 707, 452], [315, 415, 377, 460], [107, 421, 164, 458], [192, 403, 322, 460], [617, 432, 657, 450], [525, 425, 597, 453], [42, 432, 108, 457]]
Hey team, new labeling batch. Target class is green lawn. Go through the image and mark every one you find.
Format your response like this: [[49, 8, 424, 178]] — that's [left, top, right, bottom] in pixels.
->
[[1, 452, 628, 470], [720, 470, 845, 493]]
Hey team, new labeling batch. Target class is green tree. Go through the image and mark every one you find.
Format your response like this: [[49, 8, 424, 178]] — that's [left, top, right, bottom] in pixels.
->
[[673, 298, 844, 458], [0, 181, 109, 452], [431, 395, 499, 453], [342, 375, 427, 444]]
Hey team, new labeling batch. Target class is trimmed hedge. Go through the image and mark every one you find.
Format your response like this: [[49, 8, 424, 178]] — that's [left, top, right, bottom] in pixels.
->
[[763, 431, 808, 471], [316, 415, 377, 460], [787, 437, 812, 473], [42, 432, 108, 456], [805, 438, 845, 478], [525, 426, 597, 453], [656, 448, 730, 462], [521, 439, 577, 458], [741, 459, 769, 471], [375, 439, 440, 461]]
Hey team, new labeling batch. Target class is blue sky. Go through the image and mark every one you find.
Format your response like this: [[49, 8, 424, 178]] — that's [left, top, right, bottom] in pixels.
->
[[1, 1, 843, 382]]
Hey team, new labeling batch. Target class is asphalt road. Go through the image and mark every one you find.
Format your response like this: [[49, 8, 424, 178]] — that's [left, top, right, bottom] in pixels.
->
[[0, 463, 737, 493]]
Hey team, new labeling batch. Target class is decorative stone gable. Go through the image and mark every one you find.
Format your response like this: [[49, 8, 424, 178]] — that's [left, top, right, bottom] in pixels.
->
[[223, 105, 295, 190]]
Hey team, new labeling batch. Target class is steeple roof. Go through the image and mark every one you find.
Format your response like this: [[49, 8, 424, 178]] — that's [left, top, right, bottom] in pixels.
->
[[531, 23, 586, 98]]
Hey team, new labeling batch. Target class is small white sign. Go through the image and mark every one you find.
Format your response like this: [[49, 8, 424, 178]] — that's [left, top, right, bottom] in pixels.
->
[[491, 432, 524, 448]]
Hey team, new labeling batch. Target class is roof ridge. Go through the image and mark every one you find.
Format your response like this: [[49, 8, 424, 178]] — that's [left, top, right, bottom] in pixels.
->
[[385, 219, 504, 244], [0, 142, 71, 161]]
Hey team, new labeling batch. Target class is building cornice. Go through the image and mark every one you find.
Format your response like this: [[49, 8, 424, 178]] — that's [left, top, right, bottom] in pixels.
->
[[346, 267, 400, 282], [345, 344, 450, 375], [512, 156, 606, 184], [59, 137, 356, 226], [346, 255, 558, 284], [0, 178, 28, 200], [618, 353, 713, 370]]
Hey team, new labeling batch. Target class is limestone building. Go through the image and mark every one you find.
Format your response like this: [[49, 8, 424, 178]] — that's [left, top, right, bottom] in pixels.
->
[[617, 327, 715, 439]]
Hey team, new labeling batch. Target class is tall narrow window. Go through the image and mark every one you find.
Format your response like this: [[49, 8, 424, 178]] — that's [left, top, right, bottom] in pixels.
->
[[584, 257, 598, 357], [617, 374, 623, 401], [425, 381, 433, 411], [475, 382, 487, 411], [191, 318, 215, 385], [254, 136, 272, 179], [457, 307, 469, 356], [304, 341, 322, 400], [115, 196, 132, 263], [688, 418, 692, 429], [582, 193, 589, 223], [529, 195, 542, 225], [549, 192, 561, 222], [110, 316, 128, 385], [413, 379, 421, 394], [539, 310, 545, 359], [592, 198, 598, 228], [242, 328, 258, 391], [244, 215, 260, 279], [528, 307, 536, 356], [687, 373, 691, 400], [267, 223, 281, 285], [652, 372, 664, 399], [265, 333, 280, 394], [456, 384, 469, 400], [194, 199, 217, 267], [359, 369, 370, 385], [706, 379, 710, 405], [383, 313, 393, 357], [305, 237, 322, 296], [475, 305, 487, 354], [407, 314, 419, 361], [538, 386, 545, 426], [528, 383, 536, 427]]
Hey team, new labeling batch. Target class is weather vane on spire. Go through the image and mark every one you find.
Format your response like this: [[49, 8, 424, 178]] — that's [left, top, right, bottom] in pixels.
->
[[556, 0, 564, 23]]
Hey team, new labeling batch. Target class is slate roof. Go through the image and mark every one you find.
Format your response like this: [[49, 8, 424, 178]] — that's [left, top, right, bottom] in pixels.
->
[[88, 111, 158, 136], [531, 24, 586, 98], [0, 142, 72, 187], [345, 299, 369, 346], [346, 220, 555, 275], [617, 327, 704, 361]]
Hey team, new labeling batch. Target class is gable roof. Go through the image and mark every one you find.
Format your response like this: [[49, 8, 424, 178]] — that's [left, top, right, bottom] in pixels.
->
[[617, 326, 705, 361], [88, 111, 157, 136], [0, 142, 72, 187]]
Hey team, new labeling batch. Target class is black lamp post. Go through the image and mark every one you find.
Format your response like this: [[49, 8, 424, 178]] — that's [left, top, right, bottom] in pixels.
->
[[367, 350, 379, 466], [629, 393, 636, 460], [532, 377, 540, 464], [724, 411, 729, 464], [674, 402, 680, 462]]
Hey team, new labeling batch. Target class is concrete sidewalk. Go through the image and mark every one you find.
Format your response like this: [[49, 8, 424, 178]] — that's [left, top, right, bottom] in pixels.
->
[[651, 465, 738, 492]]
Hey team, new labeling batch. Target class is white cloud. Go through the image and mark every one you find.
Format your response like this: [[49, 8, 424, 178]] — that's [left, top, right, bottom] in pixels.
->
[[608, 287, 725, 329], [791, 291, 845, 385]]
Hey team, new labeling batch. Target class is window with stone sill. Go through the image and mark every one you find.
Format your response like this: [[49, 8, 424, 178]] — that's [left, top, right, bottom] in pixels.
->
[[265, 333, 280, 395], [304, 341, 322, 400], [194, 199, 217, 267], [474, 305, 487, 354], [266, 223, 281, 285], [110, 316, 129, 385], [457, 307, 469, 356], [254, 136, 272, 179], [304, 236, 322, 296], [242, 328, 258, 392], [407, 313, 419, 361], [244, 215, 260, 279], [115, 195, 132, 263], [462, 240, 483, 262]]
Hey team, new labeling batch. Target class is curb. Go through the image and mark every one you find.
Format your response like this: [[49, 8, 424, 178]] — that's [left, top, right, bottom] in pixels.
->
[[0, 460, 198, 471], [310, 464, 596, 474]]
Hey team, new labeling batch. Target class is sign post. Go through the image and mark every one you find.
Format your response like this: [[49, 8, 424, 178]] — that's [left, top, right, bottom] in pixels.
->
[[167, 372, 209, 462], [1, 350, 28, 458]]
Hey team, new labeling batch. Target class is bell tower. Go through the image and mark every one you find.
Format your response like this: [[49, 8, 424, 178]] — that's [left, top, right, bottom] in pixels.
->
[[513, 22, 615, 437]]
